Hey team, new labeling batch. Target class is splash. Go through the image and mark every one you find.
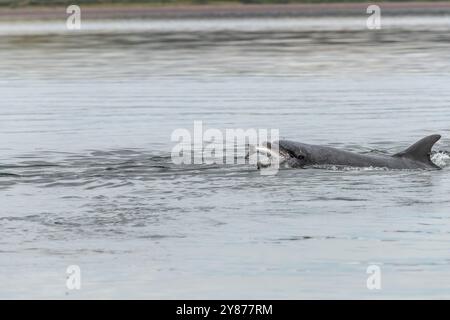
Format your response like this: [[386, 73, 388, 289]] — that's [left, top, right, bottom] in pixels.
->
[[431, 151, 450, 168]]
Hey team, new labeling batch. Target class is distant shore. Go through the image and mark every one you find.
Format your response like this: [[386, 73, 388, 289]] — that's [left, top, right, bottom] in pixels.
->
[[2, 2, 450, 20]]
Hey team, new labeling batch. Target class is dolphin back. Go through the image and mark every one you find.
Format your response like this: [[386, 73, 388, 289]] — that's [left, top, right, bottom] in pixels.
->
[[393, 134, 441, 168]]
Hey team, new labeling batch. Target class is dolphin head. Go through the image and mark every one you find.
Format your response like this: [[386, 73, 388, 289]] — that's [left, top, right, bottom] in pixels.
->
[[250, 140, 310, 169], [275, 140, 312, 168]]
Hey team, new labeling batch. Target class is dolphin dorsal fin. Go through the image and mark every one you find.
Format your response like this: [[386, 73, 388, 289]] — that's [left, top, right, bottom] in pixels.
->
[[393, 134, 441, 163]]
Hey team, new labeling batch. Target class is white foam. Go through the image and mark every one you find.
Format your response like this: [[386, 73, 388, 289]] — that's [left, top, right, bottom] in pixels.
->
[[431, 152, 450, 168], [310, 165, 391, 171]]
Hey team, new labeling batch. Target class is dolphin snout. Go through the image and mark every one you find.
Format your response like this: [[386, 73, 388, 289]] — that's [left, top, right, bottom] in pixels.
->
[[247, 143, 287, 169]]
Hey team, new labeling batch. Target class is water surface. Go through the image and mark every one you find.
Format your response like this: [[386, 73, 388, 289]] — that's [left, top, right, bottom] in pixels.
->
[[0, 17, 449, 299]]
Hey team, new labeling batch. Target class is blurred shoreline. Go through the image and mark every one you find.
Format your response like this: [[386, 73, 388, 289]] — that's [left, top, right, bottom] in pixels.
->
[[2, 2, 450, 20]]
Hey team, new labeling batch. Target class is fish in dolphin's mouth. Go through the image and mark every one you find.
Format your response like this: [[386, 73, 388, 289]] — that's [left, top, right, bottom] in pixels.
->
[[246, 141, 293, 169]]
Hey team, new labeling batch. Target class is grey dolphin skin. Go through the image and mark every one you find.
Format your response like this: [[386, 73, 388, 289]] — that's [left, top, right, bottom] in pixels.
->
[[271, 134, 441, 170]]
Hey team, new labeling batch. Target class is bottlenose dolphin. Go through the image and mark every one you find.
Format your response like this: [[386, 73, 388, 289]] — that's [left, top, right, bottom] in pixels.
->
[[254, 134, 441, 170]]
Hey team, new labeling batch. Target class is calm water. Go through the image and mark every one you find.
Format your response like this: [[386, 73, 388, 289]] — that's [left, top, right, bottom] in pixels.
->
[[0, 16, 450, 299]]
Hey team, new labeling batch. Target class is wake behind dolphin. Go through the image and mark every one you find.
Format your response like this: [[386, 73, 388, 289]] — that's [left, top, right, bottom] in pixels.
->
[[253, 134, 442, 170]]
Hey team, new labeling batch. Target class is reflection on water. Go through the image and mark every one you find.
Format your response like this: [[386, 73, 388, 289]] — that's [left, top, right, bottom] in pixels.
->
[[1, 17, 450, 299], [2, 17, 450, 80]]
